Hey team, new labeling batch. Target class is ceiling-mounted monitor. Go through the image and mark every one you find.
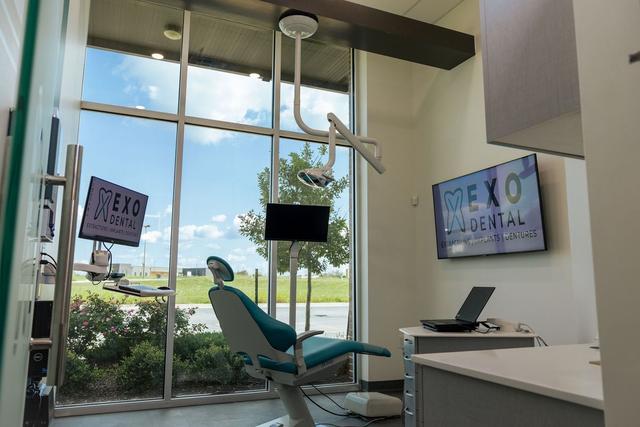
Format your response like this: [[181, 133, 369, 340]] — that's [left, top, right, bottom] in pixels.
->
[[432, 154, 547, 259]]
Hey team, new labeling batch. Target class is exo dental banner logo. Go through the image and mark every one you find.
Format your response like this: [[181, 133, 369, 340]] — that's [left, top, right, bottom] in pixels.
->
[[79, 176, 148, 247], [95, 188, 112, 222], [444, 188, 465, 233], [432, 155, 545, 258]]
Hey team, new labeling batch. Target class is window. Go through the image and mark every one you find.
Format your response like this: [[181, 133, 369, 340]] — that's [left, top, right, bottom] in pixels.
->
[[59, 0, 356, 411]]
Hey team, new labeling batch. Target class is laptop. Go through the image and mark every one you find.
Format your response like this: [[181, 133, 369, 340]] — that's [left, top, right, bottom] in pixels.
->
[[421, 286, 495, 332]]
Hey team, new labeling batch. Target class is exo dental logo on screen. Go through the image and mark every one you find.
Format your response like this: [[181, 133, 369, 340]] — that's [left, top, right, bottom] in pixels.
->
[[79, 176, 148, 246], [444, 172, 525, 235], [432, 155, 545, 258]]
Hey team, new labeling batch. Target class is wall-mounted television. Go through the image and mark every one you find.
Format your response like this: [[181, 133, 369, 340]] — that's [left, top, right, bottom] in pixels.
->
[[432, 154, 547, 259]]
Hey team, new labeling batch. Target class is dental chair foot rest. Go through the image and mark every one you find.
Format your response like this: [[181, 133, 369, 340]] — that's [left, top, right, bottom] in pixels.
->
[[344, 392, 403, 417]]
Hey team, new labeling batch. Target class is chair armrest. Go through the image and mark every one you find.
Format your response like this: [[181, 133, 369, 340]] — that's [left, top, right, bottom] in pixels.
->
[[293, 330, 324, 375], [296, 330, 324, 343]]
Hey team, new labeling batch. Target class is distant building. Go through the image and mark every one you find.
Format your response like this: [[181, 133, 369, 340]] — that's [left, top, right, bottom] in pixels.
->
[[111, 263, 133, 276], [111, 264, 169, 278], [148, 267, 169, 279], [182, 267, 207, 277]]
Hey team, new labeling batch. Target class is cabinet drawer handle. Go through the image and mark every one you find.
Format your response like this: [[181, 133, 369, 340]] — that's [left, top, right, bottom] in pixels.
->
[[404, 374, 414, 380], [405, 408, 415, 416], [404, 355, 411, 361]]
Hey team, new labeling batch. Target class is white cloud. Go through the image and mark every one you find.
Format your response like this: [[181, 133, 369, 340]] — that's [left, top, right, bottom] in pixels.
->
[[211, 214, 227, 223], [114, 55, 179, 112], [141, 230, 162, 243], [179, 224, 225, 241], [280, 83, 350, 132], [187, 66, 271, 124], [227, 253, 247, 263]]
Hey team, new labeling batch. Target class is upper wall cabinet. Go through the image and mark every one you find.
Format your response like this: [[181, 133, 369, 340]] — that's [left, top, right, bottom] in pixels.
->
[[480, 0, 583, 158]]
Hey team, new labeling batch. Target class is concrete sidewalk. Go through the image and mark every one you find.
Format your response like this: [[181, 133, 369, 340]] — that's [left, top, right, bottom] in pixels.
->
[[183, 303, 351, 338]]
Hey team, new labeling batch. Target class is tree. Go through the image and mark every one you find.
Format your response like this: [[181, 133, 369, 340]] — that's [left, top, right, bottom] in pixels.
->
[[238, 143, 350, 331]]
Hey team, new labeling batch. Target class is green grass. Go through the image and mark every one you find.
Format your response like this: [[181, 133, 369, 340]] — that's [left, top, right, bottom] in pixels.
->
[[71, 273, 350, 304]]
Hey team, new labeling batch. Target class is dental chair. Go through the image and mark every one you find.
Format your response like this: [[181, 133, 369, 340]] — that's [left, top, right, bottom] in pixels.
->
[[206, 256, 391, 427]]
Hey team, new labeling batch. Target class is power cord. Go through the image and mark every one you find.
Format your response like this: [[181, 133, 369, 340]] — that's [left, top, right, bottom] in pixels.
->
[[91, 243, 114, 286], [310, 384, 349, 411], [518, 323, 549, 346], [300, 387, 353, 417], [300, 386, 396, 427], [40, 252, 57, 269]]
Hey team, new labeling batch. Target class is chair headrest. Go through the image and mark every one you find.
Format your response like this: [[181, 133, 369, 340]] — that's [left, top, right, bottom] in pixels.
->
[[206, 256, 234, 287]]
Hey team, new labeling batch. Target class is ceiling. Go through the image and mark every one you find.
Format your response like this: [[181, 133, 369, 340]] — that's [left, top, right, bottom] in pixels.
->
[[344, 0, 465, 23], [87, 0, 351, 92], [87, 0, 468, 92]]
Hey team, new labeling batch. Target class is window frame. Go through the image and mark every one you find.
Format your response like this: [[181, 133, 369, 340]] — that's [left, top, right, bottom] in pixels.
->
[[55, 7, 359, 417]]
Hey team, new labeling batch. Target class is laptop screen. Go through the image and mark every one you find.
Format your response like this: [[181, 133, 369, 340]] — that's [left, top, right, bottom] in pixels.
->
[[455, 286, 495, 323]]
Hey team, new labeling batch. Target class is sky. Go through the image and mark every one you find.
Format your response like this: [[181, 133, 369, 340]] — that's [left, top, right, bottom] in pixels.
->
[[73, 47, 352, 275]]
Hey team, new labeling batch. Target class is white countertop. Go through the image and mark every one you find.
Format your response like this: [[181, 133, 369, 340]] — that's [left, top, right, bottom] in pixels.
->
[[412, 344, 603, 410], [400, 326, 536, 338]]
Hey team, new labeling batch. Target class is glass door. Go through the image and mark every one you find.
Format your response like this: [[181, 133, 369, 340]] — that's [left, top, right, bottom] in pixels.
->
[[0, 0, 68, 424]]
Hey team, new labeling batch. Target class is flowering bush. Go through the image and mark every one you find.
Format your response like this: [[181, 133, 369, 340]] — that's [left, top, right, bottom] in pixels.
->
[[61, 292, 249, 398]]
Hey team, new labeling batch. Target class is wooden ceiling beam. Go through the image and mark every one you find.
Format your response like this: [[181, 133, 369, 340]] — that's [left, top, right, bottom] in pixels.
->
[[163, 0, 475, 69]]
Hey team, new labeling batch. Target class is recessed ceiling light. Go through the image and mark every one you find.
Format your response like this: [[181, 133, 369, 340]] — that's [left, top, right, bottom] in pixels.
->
[[135, 105, 146, 110], [249, 72, 262, 79], [163, 25, 182, 41], [151, 52, 164, 60]]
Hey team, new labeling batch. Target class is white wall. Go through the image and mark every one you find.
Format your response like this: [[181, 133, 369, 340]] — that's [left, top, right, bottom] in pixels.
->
[[358, 0, 599, 382], [357, 51, 419, 382], [410, 0, 597, 346], [573, 1, 640, 425]]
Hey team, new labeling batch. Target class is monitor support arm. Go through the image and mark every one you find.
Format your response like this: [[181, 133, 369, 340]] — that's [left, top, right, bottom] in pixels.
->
[[289, 241, 301, 329]]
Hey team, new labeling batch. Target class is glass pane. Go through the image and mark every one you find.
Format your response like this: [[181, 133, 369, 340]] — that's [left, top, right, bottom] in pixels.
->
[[281, 37, 351, 133], [274, 139, 355, 384], [57, 111, 176, 405], [172, 126, 271, 396], [186, 14, 273, 127], [82, 0, 183, 113]]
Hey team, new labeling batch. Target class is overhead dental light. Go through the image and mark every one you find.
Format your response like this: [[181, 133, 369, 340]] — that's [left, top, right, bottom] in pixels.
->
[[278, 9, 318, 39], [278, 10, 386, 188]]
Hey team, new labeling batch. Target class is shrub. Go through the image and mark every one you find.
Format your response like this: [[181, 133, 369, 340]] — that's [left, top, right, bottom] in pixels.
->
[[67, 293, 127, 357], [173, 332, 248, 386], [60, 351, 95, 393], [116, 341, 165, 393], [174, 331, 226, 361], [63, 293, 251, 399]]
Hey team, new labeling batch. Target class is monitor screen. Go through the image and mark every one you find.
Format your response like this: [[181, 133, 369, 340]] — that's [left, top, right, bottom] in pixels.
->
[[264, 203, 330, 242], [455, 286, 496, 323], [78, 176, 148, 247], [432, 154, 546, 259]]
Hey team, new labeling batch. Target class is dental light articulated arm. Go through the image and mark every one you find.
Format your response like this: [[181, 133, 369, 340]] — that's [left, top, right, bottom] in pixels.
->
[[293, 33, 385, 175]]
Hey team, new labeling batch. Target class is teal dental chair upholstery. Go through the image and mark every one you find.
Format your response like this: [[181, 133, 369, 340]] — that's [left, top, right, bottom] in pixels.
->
[[206, 256, 391, 427]]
